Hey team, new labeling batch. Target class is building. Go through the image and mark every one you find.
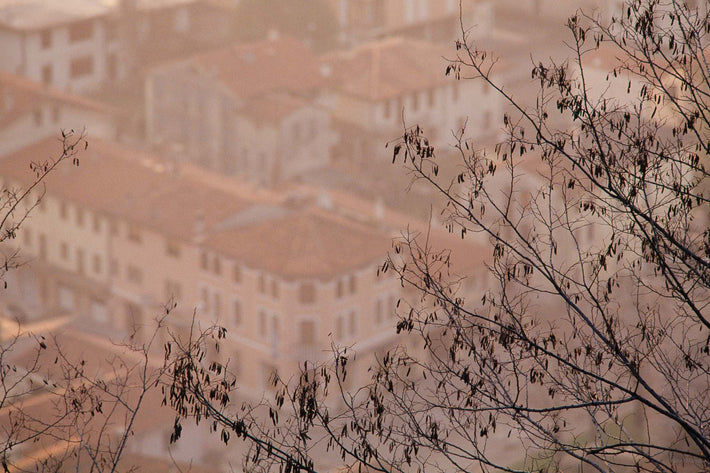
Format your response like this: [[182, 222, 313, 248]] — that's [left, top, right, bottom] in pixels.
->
[[322, 36, 501, 164], [0, 0, 231, 94], [0, 71, 116, 156], [329, 0, 489, 44], [0, 136, 404, 397], [145, 36, 337, 186]]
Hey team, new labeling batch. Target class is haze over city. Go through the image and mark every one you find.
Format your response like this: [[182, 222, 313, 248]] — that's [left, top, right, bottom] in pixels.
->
[[0, 1, 708, 472]]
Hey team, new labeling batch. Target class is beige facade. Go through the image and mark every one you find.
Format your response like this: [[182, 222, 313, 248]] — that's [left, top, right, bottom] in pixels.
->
[[0, 137, 409, 397]]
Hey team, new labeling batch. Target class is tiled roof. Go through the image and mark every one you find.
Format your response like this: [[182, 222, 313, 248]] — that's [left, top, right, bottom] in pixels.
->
[[0, 137, 255, 241], [323, 37, 453, 101], [176, 37, 326, 100], [205, 207, 393, 279], [240, 92, 310, 125], [0, 71, 113, 128], [0, 137, 396, 278]]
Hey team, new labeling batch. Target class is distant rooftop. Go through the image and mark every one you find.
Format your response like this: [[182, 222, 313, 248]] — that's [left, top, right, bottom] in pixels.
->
[[322, 36, 455, 101], [152, 36, 326, 101], [0, 0, 195, 31]]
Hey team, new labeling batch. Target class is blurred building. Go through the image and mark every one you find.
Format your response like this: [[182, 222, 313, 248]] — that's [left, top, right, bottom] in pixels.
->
[[329, 0, 489, 44], [0, 137, 404, 396], [0, 0, 231, 94], [0, 71, 117, 156], [322, 36, 501, 164], [145, 36, 337, 186]]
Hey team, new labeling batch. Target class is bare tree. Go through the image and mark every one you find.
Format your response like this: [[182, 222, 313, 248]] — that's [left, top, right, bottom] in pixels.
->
[[164, 1, 710, 472], [0, 134, 175, 473], [0, 130, 85, 286]]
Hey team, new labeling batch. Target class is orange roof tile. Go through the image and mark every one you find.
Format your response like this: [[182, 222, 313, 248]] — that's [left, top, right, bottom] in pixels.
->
[[169, 37, 326, 100], [323, 37, 453, 101], [0, 71, 114, 128], [205, 207, 393, 279], [0, 137, 253, 241]]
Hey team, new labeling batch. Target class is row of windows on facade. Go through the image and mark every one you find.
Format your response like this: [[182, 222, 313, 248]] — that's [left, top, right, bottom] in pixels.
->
[[37, 7, 191, 50], [201, 251, 360, 302], [200, 286, 397, 345], [381, 81, 490, 120], [41, 54, 118, 85], [155, 89, 319, 144], [39, 20, 103, 49], [50, 199, 160, 249]]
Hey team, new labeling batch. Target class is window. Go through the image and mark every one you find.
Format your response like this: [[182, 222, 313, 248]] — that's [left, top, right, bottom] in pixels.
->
[[92, 214, 101, 233], [92, 254, 102, 274], [336, 280, 344, 298], [51, 106, 60, 123], [200, 287, 209, 312], [230, 350, 241, 377], [110, 220, 119, 236], [412, 92, 419, 112], [233, 299, 242, 326], [76, 208, 84, 227], [40, 29, 52, 48], [349, 275, 357, 294], [258, 310, 267, 337], [60, 242, 69, 260], [107, 53, 118, 82], [41, 65, 52, 85], [69, 20, 93, 42], [383, 100, 391, 119], [348, 311, 357, 337], [166, 240, 181, 257], [59, 201, 68, 220], [213, 292, 222, 319], [22, 227, 31, 246], [299, 320, 316, 345], [126, 265, 142, 284], [271, 280, 279, 299], [76, 248, 84, 275], [233, 264, 242, 284], [105, 20, 118, 41], [299, 282, 315, 304], [33, 108, 42, 126], [127, 224, 141, 243], [39, 234, 47, 260], [200, 250, 209, 270], [428, 88, 435, 107], [70, 56, 94, 79], [375, 298, 383, 324], [212, 256, 221, 275], [335, 314, 344, 340], [258, 275, 266, 294]]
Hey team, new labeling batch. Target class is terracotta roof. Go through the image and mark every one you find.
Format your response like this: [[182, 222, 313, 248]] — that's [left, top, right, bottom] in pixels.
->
[[0, 71, 113, 128], [205, 207, 393, 279], [240, 92, 310, 125], [0, 138, 397, 278], [323, 37, 453, 101], [0, 137, 255, 241], [172, 37, 326, 100]]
